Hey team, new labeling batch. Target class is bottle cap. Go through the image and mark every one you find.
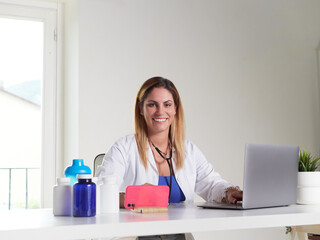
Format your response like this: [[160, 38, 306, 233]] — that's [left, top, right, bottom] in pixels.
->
[[103, 175, 117, 184], [77, 174, 92, 179], [57, 177, 70, 185], [73, 158, 84, 161]]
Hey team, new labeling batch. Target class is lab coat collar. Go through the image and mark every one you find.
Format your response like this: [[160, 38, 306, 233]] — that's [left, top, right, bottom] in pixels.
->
[[147, 143, 158, 173]]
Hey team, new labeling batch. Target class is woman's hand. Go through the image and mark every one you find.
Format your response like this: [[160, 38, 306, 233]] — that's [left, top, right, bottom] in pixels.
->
[[224, 187, 243, 204]]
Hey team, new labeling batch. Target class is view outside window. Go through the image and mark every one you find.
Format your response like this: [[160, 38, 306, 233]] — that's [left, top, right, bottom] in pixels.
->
[[0, 17, 43, 209]]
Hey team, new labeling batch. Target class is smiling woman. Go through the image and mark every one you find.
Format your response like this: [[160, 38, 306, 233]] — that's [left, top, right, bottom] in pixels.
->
[[135, 77, 185, 170], [96, 77, 242, 239], [97, 76, 242, 205]]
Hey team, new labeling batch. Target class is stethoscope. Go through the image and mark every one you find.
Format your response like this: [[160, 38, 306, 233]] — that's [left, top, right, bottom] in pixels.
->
[[152, 144, 173, 201]]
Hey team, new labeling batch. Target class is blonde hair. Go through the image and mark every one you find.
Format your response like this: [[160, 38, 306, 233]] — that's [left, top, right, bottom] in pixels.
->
[[135, 77, 185, 169]]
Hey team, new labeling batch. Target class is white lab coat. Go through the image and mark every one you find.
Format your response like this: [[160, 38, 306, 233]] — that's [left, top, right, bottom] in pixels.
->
[[97, 135, 232, 203]]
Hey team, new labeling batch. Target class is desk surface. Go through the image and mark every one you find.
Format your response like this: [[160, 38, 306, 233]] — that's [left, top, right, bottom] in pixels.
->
[[1, 204, 320, 240]]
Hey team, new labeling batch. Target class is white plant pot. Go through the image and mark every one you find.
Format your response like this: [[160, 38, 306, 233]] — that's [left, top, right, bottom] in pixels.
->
[[297, 172, 320, 205]]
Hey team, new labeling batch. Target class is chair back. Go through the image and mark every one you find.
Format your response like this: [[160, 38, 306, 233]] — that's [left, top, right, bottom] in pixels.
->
[[93, 153, 105, 176]]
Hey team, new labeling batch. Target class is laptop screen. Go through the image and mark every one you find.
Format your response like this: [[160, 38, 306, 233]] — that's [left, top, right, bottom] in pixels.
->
[[242, 144, 299, 209]]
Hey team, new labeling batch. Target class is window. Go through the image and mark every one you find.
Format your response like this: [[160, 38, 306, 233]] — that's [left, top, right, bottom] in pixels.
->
[[0, 1, 58, 208]]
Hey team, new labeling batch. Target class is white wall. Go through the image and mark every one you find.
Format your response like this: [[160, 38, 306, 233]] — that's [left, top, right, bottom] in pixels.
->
[[63, 0, 320, 239]]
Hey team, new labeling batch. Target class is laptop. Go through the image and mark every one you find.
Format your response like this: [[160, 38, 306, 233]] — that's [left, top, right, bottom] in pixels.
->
[[198, 143, 299, 210]]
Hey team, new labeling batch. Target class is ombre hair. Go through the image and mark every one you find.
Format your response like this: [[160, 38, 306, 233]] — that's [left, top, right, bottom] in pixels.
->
[[135, 77, 185, 170]]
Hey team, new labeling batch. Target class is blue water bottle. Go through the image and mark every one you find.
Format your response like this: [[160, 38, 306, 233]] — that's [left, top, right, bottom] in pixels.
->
[[65, 159, 91, 185], [73, 174, 96, 217]]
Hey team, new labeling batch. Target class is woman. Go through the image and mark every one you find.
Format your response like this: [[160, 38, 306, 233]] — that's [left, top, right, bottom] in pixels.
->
[[97, 76, 242, 207]]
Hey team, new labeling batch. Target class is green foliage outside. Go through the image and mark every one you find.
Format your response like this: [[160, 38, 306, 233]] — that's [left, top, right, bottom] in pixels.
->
[[13, 199, 40, 209]]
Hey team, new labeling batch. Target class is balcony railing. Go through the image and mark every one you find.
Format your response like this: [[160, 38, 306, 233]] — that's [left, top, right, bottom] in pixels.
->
[[0, 168, 40, 210]]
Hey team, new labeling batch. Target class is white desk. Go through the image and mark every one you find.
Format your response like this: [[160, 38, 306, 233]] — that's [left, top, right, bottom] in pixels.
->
[[1, 204, 320, 240]]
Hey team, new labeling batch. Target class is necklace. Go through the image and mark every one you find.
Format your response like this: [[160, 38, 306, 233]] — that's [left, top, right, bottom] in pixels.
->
[[149, 140, 171, 156]]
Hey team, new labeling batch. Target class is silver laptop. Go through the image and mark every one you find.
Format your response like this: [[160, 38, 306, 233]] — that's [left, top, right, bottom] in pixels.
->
[[198, 143, 299, 210]]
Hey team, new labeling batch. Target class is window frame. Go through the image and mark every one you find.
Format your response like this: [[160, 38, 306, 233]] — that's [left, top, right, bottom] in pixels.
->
[[0, 0, 61, 208]]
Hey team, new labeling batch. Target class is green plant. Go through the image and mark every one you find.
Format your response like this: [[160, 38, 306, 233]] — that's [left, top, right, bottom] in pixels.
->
[[299, 148, 320, 172]]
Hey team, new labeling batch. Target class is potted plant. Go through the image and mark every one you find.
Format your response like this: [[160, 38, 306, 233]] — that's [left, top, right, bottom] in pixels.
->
[[297, 148, 320, 204]]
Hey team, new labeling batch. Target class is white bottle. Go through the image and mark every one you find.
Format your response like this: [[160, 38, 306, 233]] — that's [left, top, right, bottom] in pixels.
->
[[100, 176, 119, 213], [92, 177, 100, 214], [53, 177, 73, 216]]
